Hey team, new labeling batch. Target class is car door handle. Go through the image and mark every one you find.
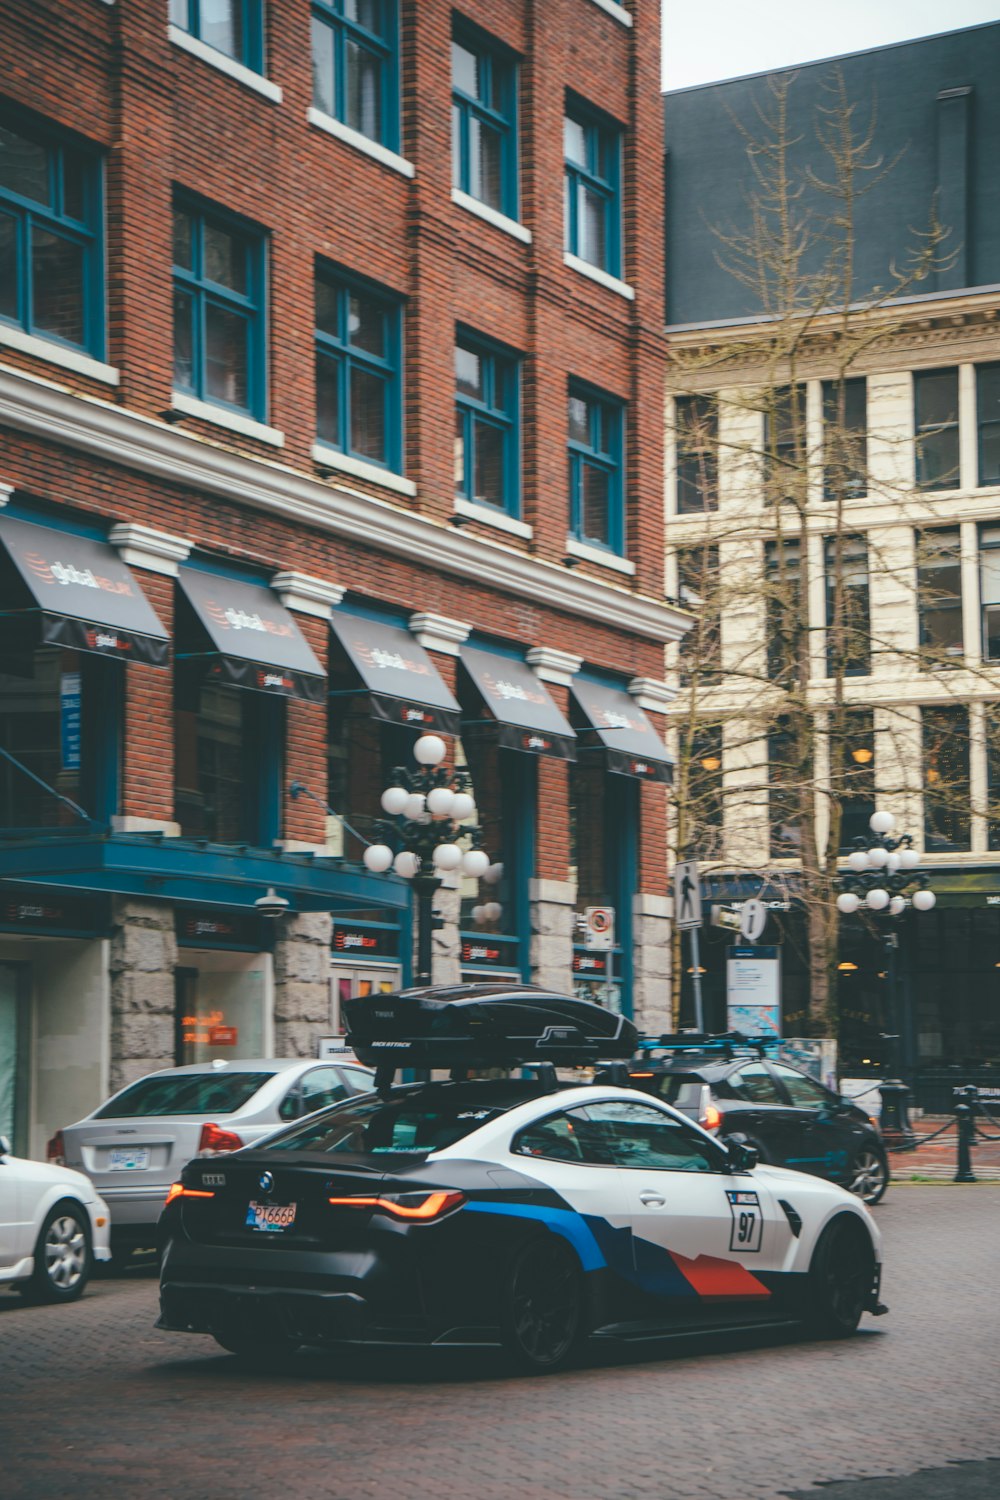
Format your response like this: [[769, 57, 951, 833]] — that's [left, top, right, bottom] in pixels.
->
[[638, 1191, 666, 1207]]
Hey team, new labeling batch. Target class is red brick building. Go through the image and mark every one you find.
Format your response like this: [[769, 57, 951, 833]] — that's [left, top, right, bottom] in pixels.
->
[[0, 0, 685, 1155]]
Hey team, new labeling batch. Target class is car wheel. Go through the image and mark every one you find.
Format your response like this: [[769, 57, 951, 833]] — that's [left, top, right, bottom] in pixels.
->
[[846, 1145, 889, 1206], [805, 1216, 875, 1339], [21, 1203, 92, 1304], [502, 1235, 585, 1374]]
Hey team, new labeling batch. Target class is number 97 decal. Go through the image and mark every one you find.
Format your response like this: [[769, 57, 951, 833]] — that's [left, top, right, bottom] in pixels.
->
[[726, 1189, 763, 1252]]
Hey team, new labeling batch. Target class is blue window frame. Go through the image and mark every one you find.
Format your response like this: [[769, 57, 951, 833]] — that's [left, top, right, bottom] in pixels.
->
[[564, 98, 622, 277], [454, 333, 520, 516], [451, 24, 518, 220], [0, 117, 104, 359], [311, 0, 399, 150], [568, 384, 624, 553], [172, 199, 266, 420], [315, 268, 402, 472], [169, 0, 264, 72]]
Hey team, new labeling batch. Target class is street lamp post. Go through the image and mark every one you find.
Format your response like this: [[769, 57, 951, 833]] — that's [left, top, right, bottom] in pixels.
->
[[836, 810, 936, 1143], [362, 734, 493, 987]]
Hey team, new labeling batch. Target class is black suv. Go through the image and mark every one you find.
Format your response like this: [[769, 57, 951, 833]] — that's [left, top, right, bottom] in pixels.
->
[[628, 1046, 888, 1204]]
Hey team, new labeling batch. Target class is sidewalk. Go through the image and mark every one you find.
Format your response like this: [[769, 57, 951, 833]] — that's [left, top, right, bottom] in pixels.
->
[[886, 1113, 1000, 1181]]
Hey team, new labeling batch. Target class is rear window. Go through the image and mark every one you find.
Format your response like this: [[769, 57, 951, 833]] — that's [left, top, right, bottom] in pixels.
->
[[655, 1074, 705, 1109], [268, 1094, 509, 1156], [95, 1073, 275, 1118]]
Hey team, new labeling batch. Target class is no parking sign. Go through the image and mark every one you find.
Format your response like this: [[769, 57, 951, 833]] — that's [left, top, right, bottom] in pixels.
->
[[583, 905, 615, 951]]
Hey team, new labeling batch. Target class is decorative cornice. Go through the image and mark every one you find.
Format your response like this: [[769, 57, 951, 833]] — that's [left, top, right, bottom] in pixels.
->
[[0, 363, 691, 644], [271, 571, 345, 619], [628, 677, 676, 714], [109, 523, 191, 577], [526, 646, 584, 686], [409, 612, 470, 656]]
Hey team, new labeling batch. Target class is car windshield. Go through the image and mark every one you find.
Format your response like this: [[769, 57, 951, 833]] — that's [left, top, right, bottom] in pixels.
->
[[268, 1084, 525, 1156], [94, 1072, 275, 1118]]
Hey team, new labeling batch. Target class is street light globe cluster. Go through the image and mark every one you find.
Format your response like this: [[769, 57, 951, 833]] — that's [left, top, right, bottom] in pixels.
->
[[362, 733, 493, 882], [835, 810, 936, 916]]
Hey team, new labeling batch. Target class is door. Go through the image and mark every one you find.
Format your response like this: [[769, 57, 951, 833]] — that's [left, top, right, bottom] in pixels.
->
[[580, 1099, 794, 1320], [508, 1105, 632, 1265], [174, 952, 269, 1066], [331, 966, 402, 1034], [0, 1151, 31, 1269], [769, 1062, 856, 1183], [726, 1060, 799, 1163]]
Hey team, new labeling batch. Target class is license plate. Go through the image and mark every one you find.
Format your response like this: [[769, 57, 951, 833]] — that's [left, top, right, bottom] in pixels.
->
[[108, 1148, 151, 1171], [245, 1200, 297, 1233]]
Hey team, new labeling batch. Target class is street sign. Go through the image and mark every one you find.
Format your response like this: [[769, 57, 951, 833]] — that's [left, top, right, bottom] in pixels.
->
[[711, 905, 743, 933], [673, 860, 702, 929], [739, 898, 768, 943], [726, 944, 781, 1038], [583, 905, 615, 951]]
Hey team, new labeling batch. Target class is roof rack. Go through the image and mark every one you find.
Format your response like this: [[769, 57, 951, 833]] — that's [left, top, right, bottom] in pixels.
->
[[635, 1032, 780, 1061]]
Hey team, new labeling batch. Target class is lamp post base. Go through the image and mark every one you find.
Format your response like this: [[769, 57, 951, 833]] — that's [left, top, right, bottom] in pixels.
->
[[878, 1079, 915, 1147]]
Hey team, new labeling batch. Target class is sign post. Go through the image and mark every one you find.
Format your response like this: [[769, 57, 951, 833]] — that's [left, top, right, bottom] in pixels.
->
[[673, 861, 704, 1031], [584, 906, 615, 1011]]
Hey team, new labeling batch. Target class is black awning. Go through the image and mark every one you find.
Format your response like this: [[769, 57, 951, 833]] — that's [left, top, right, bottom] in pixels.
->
[[570, 677, 673, 783], [460, 645, 575, 760], [0, 514, 169, 666], [177, 568, 325, 703], [329, 608, 460, 734]]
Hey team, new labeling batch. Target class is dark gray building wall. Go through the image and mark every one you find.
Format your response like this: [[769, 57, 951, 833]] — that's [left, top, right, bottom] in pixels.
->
[[663, 22, 1000, 326]]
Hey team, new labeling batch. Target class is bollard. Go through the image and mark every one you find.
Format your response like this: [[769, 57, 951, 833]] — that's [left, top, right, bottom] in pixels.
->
[[954, 1102, 977, 1184]]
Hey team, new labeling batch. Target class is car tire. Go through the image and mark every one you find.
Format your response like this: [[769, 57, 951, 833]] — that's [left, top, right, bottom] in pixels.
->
[[846, 1145, 889, 1206], [20, 1201, 92, 1304], [804, 1215, 876, 1339], [501, 1234, 585, 1374]]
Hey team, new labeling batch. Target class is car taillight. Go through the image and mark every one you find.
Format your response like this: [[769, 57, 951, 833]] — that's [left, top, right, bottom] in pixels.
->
[[165, 1183, 215, 1207], [630, 1071, 655, 1079], [46, 1129, 65, 1165], [327, 1190, 466, 1222], [701, 1103, 722, 1131], [198, 1122, 244, 1154]]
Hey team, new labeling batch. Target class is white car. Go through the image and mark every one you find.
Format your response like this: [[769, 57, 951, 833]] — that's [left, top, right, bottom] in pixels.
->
[[0, 1135, 112, 1302]]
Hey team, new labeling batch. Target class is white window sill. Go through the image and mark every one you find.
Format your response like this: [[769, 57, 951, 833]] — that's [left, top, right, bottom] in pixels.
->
[[454, 496, 532, 539], [0, 322, 119, 385], [171, 392, 284, 446], [307, 107, 414, 178], [565, 536, 635, 574], [563, 252, 635, 301], [587, 0, 632, 25], [168, 26, 282, 102], [451, 189, 531, 244], [311, 442, 416, 497]]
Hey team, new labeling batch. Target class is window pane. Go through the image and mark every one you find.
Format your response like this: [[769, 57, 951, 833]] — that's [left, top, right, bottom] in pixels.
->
[[918, 529, 963, 664], [350, 365, 386, 462], [172, 207, 193, 271], [730, 1063, 781, 1104], [204, 301, 249, 408], [203, 222, 246, 294], [916, 370, 958, 429], [201, 0, 241, 60], [581, 462, 610, 543], [453, 408, 466, 495], [469, 116, 502, 210], [918, 428, 960, 491], [316, 352, 341, 447], [455, 345, 482, 399], [583, 1101, 717, 1173], [580, 185, 607, 268], [31, 227, 84, 345], [982, 423, 1000, 487], [173, 287, 195, 392], [675, 394, 718, 513], [452, 41, 479, 98], [169, 0, 188, 27], [316, 279, 339, 340], [473, 418, 504, 507], [0, 211, 17, 322], [346, 39, 381, 141], [451, 103, 463, 191], [564, 116, 586, 166], [0, 124, 49, 205], [923, 705, 970, 851], [62, 146, 89, 222], [568, 395, 588, 446], [345, 0, 382, 32], [348, 292, 384, 357], [311, 15, 335, 116]]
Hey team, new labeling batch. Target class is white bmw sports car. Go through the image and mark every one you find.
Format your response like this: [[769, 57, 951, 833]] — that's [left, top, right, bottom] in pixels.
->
[[158, 986, 885, 1372]]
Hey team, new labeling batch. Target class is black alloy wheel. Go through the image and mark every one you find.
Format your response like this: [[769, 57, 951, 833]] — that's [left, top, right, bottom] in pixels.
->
[[805, 1217, 876, 1339], [846, 1145, 889, 1206], [503, 1235, 584, 1373]]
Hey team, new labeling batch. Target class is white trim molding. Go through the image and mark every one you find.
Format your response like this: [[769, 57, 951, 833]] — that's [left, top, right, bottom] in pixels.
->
[[563, 253, 635, 301], [311, 442, 416, 497], [409, 612, 471, 656], [451, 190, 532, 244], [271, 571, 344, 619], [0, 481, 14, 507], [587, 0, 632, 25], [171, 392, 284, 447], [112, 815, 181, 836], [565, 537, 636, 574], [307, 107, 415, 178], [0, 362, 693, 644], [168, 25, 283, 103], [526, 646, 583, 686], [628, 677, 676, 714], [109, 523, 191, 577], [0, 323, 119, 385], [453, 496, 533, 539]]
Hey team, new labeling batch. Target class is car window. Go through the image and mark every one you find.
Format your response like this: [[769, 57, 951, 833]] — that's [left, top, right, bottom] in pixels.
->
[[728, 1063, 782, 1105], [654, 1075, 705, 1109], [771, 1063, 830, 1109], [94, 1072, 275, 1118], [512, 1108, 614, 1164], [582, 1100, 722, 1173], [279, 1067, 351, 1121], [338, 1067, 375, 1094]]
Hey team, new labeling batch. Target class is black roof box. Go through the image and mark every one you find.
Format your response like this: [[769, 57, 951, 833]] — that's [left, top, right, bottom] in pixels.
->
[[343, 983, 638, 1069]]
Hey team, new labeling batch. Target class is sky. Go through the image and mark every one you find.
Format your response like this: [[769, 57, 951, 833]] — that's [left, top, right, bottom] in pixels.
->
[[661, 0, 1000, 91]]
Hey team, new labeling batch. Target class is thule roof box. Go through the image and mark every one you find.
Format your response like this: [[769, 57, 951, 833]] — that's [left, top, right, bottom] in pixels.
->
[[343, 983, 638, 1083]]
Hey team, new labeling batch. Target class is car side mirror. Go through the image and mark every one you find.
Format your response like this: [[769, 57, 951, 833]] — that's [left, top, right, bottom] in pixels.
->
[[0, 1135, 12, 1158], [724, 1134, 758, 1172]]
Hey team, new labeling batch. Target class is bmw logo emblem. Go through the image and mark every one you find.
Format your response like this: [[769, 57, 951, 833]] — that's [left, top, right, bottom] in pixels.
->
[[258, 1171, 274, 1194]]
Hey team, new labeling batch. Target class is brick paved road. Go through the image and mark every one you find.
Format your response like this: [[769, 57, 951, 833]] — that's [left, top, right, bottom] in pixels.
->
[[3, 1188, 999, 1500]]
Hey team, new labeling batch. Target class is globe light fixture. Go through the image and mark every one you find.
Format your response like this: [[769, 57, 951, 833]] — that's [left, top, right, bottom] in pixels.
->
[[394, 850, 421, 878], [912, 888, 936, 911], [431, 842, 462, 871], [866, 888, 890, 911], [836, 891, 860, 914], [451, 791, 475, 821], [866, 846, 888, 868], [402, 792, 426, 821], [869, 810, 896, 835], [363, 843, 394, 873], [413, 734, 447, 766], [426, 786, 456, 816], [898, 847, 920, 870], [380, 785, 409, 816], [889, 895, 906, 916], [885, 852, 901, 874], [462, 848, 490, 878], [483, 861, 504, 885], [471, 904, 485, 924], [483, 902, 502, 923], [847, 850, 869, 873]]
